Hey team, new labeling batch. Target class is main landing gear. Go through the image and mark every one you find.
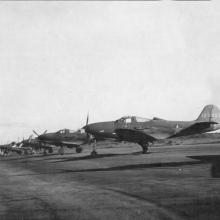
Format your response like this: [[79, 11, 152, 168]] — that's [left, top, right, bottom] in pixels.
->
[[58, 146, 64, 155], [90, 139, 98, 157], [42, 145, 53, 155], [140, 142, 150, 154], [3, 150, 8, 157], [76, 146, 82, 153], [43, 149, 48, 156]]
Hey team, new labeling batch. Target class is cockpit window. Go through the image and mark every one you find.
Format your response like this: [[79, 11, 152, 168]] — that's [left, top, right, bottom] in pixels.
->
[[116, 116, 150, 123], [135, 117, 150, 122], [125, 118, 132, 123], [57, 129, 85, 134], [58, 129, 70, 134]]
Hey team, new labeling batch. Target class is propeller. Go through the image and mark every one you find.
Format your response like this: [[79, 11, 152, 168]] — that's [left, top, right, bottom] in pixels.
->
[[33, 130, 39, 137], [28, 134, 33, 143], [86, 112, 89, 126], [33, 130, 47, 137], [84, 112, 95, 143], [85, 112, 90, 139]]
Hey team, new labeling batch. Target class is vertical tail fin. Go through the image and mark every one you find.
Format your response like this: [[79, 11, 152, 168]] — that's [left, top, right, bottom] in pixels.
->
[[197, 104, 220, 123]]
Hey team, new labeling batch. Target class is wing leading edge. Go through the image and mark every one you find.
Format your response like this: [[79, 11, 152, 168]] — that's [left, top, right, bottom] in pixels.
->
[[115, 128, 156, 145]]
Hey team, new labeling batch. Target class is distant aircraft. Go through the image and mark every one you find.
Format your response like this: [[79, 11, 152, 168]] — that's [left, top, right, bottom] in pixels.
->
[[0, 142, 32, 156], [84, 105, 220, 154], [18, 134, 53, 155], [33, 128, 88, 155]]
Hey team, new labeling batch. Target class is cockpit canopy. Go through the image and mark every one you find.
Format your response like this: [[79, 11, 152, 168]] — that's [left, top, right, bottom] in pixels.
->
[[56, 128, 85, 134], [57, 129, 73, 134], [116, 116, 151, 123], [57, 128, 85, 134]]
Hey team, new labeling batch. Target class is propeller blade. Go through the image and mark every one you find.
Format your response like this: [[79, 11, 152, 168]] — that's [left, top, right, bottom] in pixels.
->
[[85, 112, 90, 141], [86, 112, 89, 126], [43, 130, 47, 135], [28, 135, 33, 142], [33, 130, 39, 137]]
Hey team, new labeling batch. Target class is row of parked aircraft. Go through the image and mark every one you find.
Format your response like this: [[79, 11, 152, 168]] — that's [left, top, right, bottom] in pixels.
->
[[1, 104, 220, 157]]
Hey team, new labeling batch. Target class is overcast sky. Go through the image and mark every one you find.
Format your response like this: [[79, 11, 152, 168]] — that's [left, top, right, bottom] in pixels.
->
[[0, 2, 219, 142]]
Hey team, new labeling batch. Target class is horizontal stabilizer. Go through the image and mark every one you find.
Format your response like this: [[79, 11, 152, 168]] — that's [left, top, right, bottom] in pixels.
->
[[170, 121, 217, 138]]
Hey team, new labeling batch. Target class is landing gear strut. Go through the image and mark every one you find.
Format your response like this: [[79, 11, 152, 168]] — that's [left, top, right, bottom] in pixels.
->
[[43, 149, 48, 156], [91, 139, 97, 157], [3, 150, 8, 157], [58, 146, 64, 155], [141, 142, 149, 154]]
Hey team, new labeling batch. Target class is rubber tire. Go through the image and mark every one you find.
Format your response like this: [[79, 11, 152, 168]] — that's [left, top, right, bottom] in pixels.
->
[[142, 145, 148, 154], [76, 146, 82, 153], [91, 151, 97, 157]]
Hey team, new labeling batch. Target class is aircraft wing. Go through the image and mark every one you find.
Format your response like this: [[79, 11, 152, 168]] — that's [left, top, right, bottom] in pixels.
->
[[0, 145, 26, 154], [0, 145, 8, 149], [0, 145, 15, 150], [38, 140, 85, 148], [59, 141, 86, 148], [170, 121, 217, 138], [115, 128, 157, 144]]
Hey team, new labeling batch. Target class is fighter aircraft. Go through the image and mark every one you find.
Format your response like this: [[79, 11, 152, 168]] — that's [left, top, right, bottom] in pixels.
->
[[0, 141, 32, 156], [33, 128, 88, 155], [84, 105, 220, 154], [18, 134, 53, 155]]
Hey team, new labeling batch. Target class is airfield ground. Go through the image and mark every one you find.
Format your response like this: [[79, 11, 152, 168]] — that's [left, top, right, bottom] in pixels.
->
[[0, 142, 220, 220]]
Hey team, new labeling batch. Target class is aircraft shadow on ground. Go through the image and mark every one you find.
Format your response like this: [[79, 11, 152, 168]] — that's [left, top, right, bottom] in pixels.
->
[[59, 155, 220, 177], [1, 153, 59, 161], [60, 160, 203, 173], [45, 151, 146, 163], [0, 152, 159, 165], [11, 155, 220, 178], [12, 159, 203, 177], [188, 155, 220, 178]]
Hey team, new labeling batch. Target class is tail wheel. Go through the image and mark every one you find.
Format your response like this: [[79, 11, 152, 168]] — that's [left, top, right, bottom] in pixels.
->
[[76, 146, 82, 153]]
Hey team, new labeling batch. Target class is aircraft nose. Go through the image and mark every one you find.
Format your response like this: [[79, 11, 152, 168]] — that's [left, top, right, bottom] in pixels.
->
[[84, 125, 91, 133], [84, 124, 98, 134], [38, 134, 46, 140]]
